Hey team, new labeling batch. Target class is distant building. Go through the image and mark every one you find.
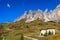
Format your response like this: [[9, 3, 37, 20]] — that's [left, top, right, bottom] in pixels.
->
[[40, 29, 47, 37], [40, 28, 56, 37], [47, 28, 55, 35]]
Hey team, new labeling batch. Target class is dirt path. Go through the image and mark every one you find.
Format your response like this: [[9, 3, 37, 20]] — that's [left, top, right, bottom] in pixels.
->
[[24, 36, 38, 40]]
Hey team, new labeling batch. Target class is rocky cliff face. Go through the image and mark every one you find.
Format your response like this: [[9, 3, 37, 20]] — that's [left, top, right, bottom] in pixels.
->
[[14, 4, 60, 23]]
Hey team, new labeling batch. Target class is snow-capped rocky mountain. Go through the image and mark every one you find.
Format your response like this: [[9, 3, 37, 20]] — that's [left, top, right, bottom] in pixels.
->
[[14, 4, 60, 23]]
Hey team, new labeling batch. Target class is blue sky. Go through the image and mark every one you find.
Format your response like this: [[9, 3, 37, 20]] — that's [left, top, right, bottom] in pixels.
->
[[0, 0, 60, 23]]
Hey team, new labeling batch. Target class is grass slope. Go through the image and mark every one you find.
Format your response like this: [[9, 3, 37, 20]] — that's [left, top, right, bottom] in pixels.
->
[[0, 19, 60, 40]]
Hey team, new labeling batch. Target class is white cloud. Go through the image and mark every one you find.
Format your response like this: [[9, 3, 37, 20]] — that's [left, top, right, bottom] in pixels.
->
[[7, 3, 10, 8]]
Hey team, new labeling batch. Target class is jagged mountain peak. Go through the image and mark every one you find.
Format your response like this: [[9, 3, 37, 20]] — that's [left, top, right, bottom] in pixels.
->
[[44, 9, 48, 13], [37, 9, 41, 11], [23, 11, 28, 16], [56, 4, 60, 9], [50, 10, 53, 13], [29, 10, 33, 14], [37, 9, 43, 13], [14, 4, 60, 23]]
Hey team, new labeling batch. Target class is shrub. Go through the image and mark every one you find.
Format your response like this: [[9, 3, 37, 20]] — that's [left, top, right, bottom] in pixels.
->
[[26, 25, 29, 28], [0, 37, 3, 40], [38, 23, 43, 25], [20, 33, 24, 40]]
